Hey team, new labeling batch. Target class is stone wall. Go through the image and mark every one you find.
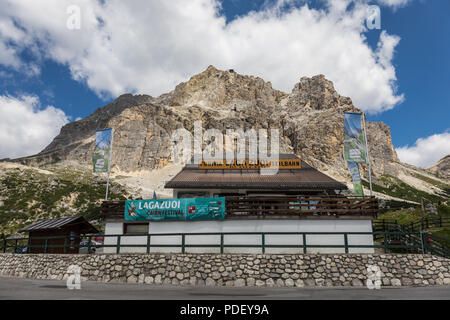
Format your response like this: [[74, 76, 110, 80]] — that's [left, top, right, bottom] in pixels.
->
[[0, 253, 449, 287]]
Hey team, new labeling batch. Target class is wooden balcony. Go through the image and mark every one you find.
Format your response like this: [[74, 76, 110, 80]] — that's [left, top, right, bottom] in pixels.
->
[[101, 196, 378, 220], [224, 196, 378, 219]]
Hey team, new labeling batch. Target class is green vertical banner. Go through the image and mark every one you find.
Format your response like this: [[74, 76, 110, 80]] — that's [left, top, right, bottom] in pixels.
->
[[93, 128, 113, 173], [344, 112, 367, 163], [347, 161, 364, 197]]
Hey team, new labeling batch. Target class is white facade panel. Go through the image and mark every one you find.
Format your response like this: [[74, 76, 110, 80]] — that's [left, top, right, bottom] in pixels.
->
[[104, 222, 147, 254], [104, 219, 374, 254]]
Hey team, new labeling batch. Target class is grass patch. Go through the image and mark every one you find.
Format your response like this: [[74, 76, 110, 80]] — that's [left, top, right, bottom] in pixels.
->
[[0, 166, 130, 234], [376, 208, 423, 224], [376, 204, 450, 239], [410, 172, 450, 196], [362, 174, 448, 203]]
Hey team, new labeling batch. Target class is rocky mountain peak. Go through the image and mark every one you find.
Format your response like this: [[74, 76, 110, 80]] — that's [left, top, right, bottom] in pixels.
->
[[168, 65, 286, 110], [427, 155, 450, 179], [8, 66, 414, 187], [41, 93, 154, 154], [286, 74, 354, 112]]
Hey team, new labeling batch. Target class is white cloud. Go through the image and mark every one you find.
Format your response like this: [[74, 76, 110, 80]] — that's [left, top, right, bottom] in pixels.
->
[[0, 95, 69, 159], [0, 0, 405, 112], [396, 131, 450, 168], [377, 0, 411, 9], [0, 16, 41, 76]]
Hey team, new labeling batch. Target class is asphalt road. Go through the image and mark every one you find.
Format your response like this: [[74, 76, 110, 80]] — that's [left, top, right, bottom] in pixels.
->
[[0, 276, 449, 300]]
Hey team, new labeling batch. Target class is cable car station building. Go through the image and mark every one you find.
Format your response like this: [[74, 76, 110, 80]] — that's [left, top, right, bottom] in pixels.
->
[[167, 154, 345, 198], [101, 154, 378, 254]]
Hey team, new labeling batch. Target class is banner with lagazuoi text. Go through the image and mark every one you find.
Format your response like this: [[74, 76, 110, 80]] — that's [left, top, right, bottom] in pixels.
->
[[124, 197, 226, 221]]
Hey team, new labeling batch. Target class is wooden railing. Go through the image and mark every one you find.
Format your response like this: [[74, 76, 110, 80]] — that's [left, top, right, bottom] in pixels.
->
[[225, 196, 378, 217], [373, 217, 450, 256], [3, 231, 448, 258], [0, 231, 428, 255], [373, 217, 450, 234], [101, 196, 378, 219]]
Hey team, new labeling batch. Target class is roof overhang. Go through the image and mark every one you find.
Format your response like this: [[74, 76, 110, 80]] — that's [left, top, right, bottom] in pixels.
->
[[19, 216, 99, 234]]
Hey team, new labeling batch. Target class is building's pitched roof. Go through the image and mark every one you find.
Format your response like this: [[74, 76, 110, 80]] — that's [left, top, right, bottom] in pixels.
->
[[19, 216, 99, 233], [165, 158, 347, 190]]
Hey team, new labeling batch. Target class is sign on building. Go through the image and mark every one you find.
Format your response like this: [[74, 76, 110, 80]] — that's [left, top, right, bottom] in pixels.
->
[[198, 158, 301, 169], [124, 197, 226, 221]]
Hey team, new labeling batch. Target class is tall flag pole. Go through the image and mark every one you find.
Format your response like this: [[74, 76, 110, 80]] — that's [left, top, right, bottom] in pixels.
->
[[93, 128, 114, 201], [362, 113, 373, 196], [105, 129, 114, 200]]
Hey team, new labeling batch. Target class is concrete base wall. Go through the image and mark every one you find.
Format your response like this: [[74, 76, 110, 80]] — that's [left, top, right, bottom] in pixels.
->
[[0, 253, 448, 287], [104, 219, 374, 254]]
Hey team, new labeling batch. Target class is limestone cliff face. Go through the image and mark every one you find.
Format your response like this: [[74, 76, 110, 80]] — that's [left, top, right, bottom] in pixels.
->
[[365, 121, 400, 177], [168, 65, 286, 110], [427, 155, 450, 179], [42, 94, 153, 153], [285, 75, 354, 111], [13, 66, 401, 180]]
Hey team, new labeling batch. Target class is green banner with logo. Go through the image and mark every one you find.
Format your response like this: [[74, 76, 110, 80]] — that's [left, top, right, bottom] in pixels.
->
[[93, 128, 113, 173], [347, 161, 364, 197], [344, 112, 367, 163], [125, 197, 226, 221]]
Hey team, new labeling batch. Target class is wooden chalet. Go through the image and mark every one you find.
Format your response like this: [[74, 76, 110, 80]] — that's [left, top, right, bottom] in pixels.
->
[[20, 216, 99, 254], [101, 154, 378, 221]]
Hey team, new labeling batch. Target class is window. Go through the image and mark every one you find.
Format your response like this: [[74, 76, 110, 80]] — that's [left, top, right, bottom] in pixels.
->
[[177, 191, 209, 198], [124, 223, 149, 235], [70, 231, 78, 249]]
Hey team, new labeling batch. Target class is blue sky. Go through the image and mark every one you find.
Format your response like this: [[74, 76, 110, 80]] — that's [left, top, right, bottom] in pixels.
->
[[365, 0, 450, 147], [0, 0, 449, 167]]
